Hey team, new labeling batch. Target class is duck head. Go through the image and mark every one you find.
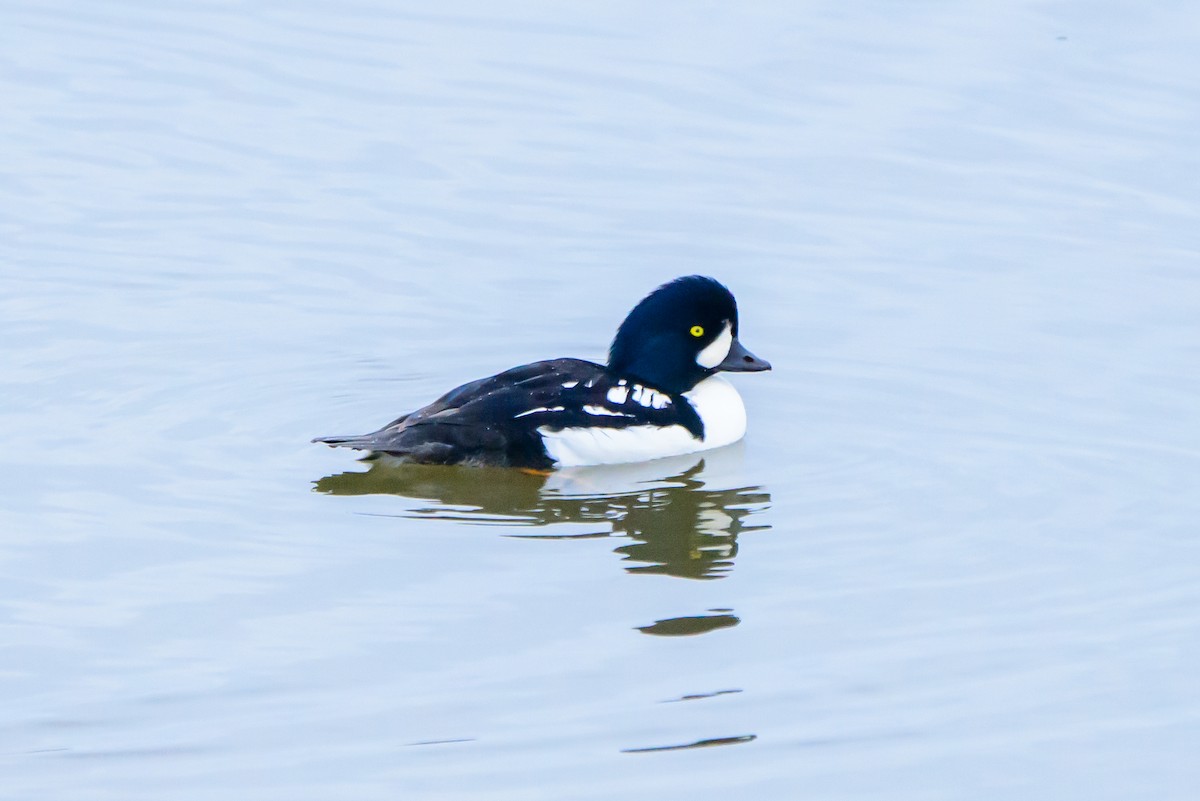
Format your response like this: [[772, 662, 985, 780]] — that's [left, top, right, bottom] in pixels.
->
[[607, 275, 771, 394]]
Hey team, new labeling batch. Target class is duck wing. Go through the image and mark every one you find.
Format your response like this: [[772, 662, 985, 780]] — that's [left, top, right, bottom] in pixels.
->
[[314, 358, 626, 466]]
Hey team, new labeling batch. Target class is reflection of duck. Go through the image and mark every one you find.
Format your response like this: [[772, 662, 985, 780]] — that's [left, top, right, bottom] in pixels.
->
[[314, 446, 770, 581]]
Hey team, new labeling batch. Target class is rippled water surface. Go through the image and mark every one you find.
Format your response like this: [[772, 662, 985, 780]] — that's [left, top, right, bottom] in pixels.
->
[[3, 2, 1200, 799]]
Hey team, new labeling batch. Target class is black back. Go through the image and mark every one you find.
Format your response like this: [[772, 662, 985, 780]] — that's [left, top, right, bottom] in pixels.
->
[[314, 359, 702, 468]]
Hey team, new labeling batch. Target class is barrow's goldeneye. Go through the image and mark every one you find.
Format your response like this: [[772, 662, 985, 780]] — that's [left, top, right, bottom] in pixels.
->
[[314, 275, 770, 468]]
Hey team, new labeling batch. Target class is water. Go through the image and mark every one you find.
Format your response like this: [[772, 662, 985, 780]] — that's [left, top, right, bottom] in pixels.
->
[[3, 1, 1199, 799]]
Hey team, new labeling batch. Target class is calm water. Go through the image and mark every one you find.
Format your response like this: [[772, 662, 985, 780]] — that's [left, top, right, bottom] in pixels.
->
[[3, 2, 1199, 799]]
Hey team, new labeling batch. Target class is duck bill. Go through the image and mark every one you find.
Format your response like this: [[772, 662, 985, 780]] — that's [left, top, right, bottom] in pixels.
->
[[717, 338, 771, 372]]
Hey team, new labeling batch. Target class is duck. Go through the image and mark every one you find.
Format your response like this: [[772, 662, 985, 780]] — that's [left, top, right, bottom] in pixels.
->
[[314, 275, 770, 469]]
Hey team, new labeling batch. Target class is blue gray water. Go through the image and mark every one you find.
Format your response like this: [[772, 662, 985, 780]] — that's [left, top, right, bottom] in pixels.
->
[[3, 2, 1199, 799]]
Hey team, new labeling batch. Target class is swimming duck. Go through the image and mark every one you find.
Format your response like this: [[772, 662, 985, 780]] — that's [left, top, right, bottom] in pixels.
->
[[314, 275, 770, 468]]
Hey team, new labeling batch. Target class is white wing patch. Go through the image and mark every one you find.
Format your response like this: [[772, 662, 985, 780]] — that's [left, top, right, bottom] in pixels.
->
[[605, 382, 670, 409], [696, 321, 733, 368], [583, 404, 631, 417], [513, 406, 565, 419], [606, 385, 629, 404], [630, 384, 671, 409]]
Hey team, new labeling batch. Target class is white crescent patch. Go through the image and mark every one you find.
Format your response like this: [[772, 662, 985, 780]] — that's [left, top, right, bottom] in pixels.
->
[[696, 322, 733, 368]]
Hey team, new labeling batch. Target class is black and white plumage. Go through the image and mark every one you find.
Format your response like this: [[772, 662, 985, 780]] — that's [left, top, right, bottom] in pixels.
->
[[314, 276, 771, 469]]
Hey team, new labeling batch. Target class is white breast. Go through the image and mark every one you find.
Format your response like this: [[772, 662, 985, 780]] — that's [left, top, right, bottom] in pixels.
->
[[683, 375, 747, 449], [537, 376, 748, 467]]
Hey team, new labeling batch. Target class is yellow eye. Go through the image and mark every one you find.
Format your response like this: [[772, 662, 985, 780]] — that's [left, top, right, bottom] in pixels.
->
[[690, 325, 705, 338]]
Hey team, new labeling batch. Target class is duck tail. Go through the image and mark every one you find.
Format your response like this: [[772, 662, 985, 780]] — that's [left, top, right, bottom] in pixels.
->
[[312, 434, 376, 450]]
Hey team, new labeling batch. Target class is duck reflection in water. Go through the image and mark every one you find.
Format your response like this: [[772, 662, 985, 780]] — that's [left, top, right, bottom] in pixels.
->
[[314, 443, 769, 581]]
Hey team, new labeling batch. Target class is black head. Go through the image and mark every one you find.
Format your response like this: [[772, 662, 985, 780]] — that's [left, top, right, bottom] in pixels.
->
[[607, 275, 771, 394]]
